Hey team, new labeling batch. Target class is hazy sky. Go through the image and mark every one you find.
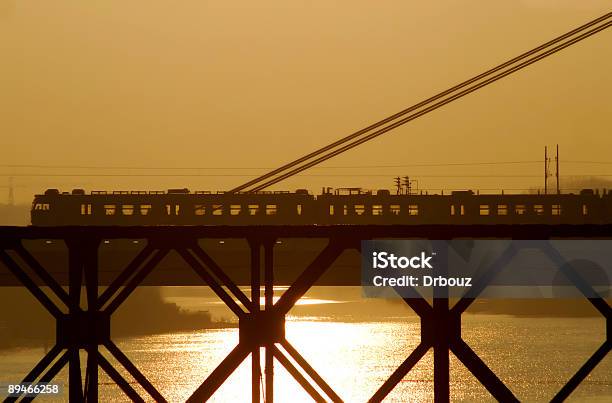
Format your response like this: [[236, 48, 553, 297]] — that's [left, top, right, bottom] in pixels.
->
[[1, 1, 611, 202]]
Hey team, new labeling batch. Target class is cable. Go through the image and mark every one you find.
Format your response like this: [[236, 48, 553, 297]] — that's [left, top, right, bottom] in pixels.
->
[[229, 12, 612, 193], [4, 173, 612, 178], [250, 21, 612, 191], [248, 20, 612, 192], [0, 160, 542, 170], [8, 173, 611, 178]]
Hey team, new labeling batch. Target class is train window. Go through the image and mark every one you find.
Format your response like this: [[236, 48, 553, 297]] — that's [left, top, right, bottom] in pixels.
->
[[266, 204, 277, 215], [230, 205, 241, 216], [80, 204, 92, 215], [497, 204, 508, 215], [248, 204, 260, 215], [479, 205, 490, 216], [534, 204, 544, 215], [354, 205, 365, 215], [122, 205, 135, 215], [329, 205, 335, 215], [104, 204, 116, 215], [515, 205, 526, 215], [372, 205, 383, 215], [451, 205, 465, 216], [34, 203, 50, 211], [408, 204, 419, 216], [582, 204, 588, 215], [166, 204, 180, 215], [343, 205, 348, 215], [194, 204, 206, 216], [296, 204, 302, 215], [140, 204, 152, 215], [212, 204, 223, 216], [552, 204, 561, 216], [390, 204, 400, 215]]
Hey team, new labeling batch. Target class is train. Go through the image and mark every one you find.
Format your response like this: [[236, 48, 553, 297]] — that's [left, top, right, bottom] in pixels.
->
[[30, 187, 612, 226]]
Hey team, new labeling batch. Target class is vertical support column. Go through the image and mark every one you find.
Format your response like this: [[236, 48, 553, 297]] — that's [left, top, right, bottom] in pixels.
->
[[251, 241, 261, 403], [84, 238, 100, 402], [433, 298, 450, 402], [433, 241, 450, 403], [68, 244, 83, 402], [264, 240, 275, 403]]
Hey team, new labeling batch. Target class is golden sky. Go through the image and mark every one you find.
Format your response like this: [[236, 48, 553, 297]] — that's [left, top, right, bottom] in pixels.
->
[[1, 1, 611, 202]]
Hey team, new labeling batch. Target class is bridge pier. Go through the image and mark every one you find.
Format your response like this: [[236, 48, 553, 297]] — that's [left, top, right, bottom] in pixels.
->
[[186, 237, 347, 402]]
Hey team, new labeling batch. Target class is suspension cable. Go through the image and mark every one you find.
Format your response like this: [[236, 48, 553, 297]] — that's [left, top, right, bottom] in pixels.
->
[[230, 12, 611, 193]]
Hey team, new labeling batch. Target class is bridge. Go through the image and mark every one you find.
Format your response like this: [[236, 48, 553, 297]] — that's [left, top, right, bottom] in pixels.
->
[[2, 11, 611, 403], [1, 224, 611, 402]]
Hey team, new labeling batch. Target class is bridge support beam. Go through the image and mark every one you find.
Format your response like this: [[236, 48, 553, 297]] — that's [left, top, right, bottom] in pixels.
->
[[186, 238, 347, 402], [0, 229, 610, 402], [0, 237, 168, 403]]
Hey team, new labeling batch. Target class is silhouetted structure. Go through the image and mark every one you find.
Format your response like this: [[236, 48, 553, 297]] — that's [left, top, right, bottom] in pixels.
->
[[31, 187, 612, 225], [6, 12, 612, 401], [0, 225, 610, 402]]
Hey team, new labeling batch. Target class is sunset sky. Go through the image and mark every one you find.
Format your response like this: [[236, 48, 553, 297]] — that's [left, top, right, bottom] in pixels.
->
[[1, 1, 611, 202]]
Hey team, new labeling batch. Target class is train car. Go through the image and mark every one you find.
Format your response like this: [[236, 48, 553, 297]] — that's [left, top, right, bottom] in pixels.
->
[[31, 187, 612, 226], [31, 188, 316, 226]]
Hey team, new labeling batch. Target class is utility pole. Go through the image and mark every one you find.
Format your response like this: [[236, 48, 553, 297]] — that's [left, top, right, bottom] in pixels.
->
[[555, 144, 560, 194], [403, 176, 411, 195], [544, 146, 548, 195], [394, 176, 402, 195]]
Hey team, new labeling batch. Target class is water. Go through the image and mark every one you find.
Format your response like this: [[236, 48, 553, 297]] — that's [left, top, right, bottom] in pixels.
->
[[1, 302, 610, 402]]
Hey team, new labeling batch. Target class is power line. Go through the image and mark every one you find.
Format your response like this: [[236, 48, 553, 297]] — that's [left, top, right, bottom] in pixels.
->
[[0, 160, 543, 170], [3, 160, 612, 171], [565, 161, 612, 165], [3, 173, 612, 178]]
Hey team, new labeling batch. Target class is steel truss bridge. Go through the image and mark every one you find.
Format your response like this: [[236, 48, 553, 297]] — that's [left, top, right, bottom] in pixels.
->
[[0, 224, 610, 402], [2, 10, 611, 403]]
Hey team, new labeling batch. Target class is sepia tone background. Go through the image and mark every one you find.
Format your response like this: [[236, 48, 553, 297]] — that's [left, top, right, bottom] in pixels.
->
[[0, 3, 611, 401], [1, 1, 611, 206]]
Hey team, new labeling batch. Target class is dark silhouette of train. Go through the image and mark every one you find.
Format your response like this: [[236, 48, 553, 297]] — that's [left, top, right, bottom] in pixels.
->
[[30, 187, 612, 226]]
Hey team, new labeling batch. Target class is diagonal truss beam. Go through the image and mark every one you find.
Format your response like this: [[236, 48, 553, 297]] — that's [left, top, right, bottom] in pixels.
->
[[17, 350, 70, 403], [551, 341, 612, 402], [104, 248, 170, 314], [280, 339, 343, 402], [272, 344, 327, 403], [275, 242, 346, 315], [0, 250, 63, 318], [105, 340, 168, 402], [98, 245, 156, 309], [98, 350, 146, 403], [13, 244, 72, 309], [450, 338, 518, 402], [177, 248, 247, 318], [190, 243, 254, 311], [369, 342, 431, 403], [187, 344, 251, 402]]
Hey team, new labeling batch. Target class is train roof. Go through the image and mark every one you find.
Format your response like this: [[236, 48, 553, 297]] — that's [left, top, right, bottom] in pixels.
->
[[36, 187, 612, 197]]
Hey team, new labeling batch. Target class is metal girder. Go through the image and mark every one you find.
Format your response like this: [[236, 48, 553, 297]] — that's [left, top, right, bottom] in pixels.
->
[[0, 225, 610, 402]]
